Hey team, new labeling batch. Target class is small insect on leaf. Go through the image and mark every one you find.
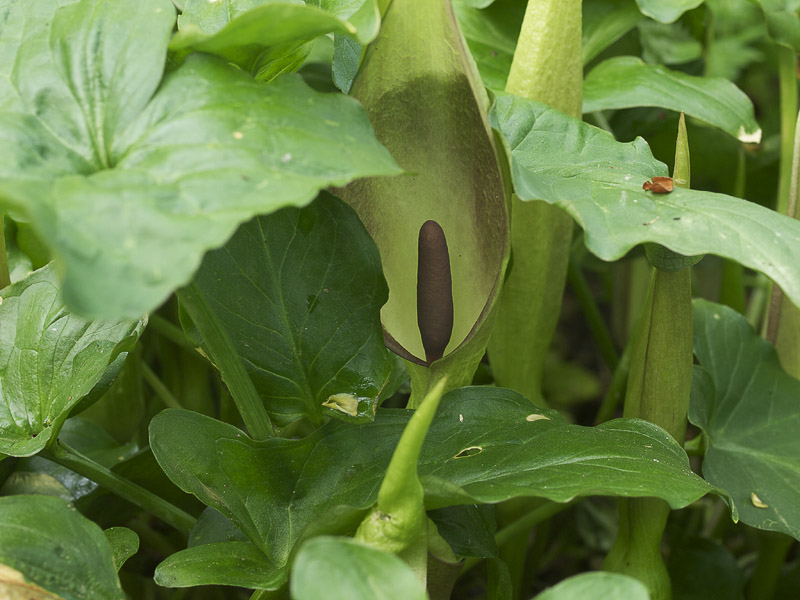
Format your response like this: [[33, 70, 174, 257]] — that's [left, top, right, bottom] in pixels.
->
[[642, 176, 674, 194]]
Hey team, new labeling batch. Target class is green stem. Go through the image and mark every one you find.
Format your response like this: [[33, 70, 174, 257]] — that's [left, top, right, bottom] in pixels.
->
[[594, 339, 632, 425], [177, 283, 274, 440], [747, 533, 794, 600], [148, 313, 197, 354], [0, 214, 11, 289], [718, 148, 746, 314], [776, 45, 797, 217], [41, 441, 196, 534], [141, 362, 183, 410], [604, 116, 694, 600], [567, 256, 619, 371]]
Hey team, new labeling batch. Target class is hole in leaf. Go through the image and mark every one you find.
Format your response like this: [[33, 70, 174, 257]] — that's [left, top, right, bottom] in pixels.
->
[[453, 446, 483, 459]]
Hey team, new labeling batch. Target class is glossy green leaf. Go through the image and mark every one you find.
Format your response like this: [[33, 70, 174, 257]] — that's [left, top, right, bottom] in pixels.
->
[[635, 0, 705, 23], [150, 387, 723, 570], [490, 92, 800, 308], [104, 527, 139, 572], [533, 572, 650, 600], [0, 265, 143, 457], [172, 0, 379, 82], [0, 495, 125, 600], [291, 537, 428, 600], [691, 299, 800, 539], [0, 0, 400, 320], [453, 0, 525, 90], [155, 541, 285, 590], [583, 0, 643, 64], [191, 192, 397, 427], [583, 57, 761, 142], [752, 0, 800, 49]]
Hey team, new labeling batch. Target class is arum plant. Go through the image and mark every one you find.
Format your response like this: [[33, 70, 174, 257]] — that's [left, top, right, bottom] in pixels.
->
[[604, 115, 696, 600], [337, 0, 510, 406]]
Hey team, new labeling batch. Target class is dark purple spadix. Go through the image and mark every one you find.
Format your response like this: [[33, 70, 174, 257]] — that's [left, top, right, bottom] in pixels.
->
[[417, 220, 454, 364]]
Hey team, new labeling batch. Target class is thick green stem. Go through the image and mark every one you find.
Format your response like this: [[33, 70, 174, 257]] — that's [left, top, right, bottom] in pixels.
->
[[41, 441, 196, 534], [356, 379, 448, 558], [489, 0, 582, 406], [766, 108, 800, 376], [604, 116, 694, 600], [747, 533, 794, 600], [0, 214, 11, 289], [177, 283, 274, 440], [776, 46, 797, 217]]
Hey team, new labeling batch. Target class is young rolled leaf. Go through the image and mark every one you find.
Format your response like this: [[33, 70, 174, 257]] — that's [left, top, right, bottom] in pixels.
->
[[691, 299, 800, 540], [0, 495, 126, 600], [490, 92, 800, 309], [0, 0, 400, 320], [583, 56, 762, 143], [336, 0, 509, 399], [0, 265, 143, 457]]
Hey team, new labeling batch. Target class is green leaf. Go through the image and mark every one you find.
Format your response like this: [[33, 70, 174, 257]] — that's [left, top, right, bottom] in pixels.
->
[[635, 0, 705, 23], [104, 527, 139, 572], [0, 0, 400, 320], [637, 19, 703, 65], [0, 265, 143, 457], [172, 1, 373, 83], [0, 495, 125, 600], [189, 508, 248, 547], [453, 0, 525, 90], [667, 538, 745, 600], [155, 541, 285, 589], [752, 0, 800, 49], [290, 537, 428, 600], [583, 0, 643, 64], [150, 387, 723, 569], [490, 92, 800, 308], [583, 57, 761, 143], [191, 192, 397, 427], [428, 505, 498, 558], [691, 299, 800, 539], [533, 572, 650, 600]]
